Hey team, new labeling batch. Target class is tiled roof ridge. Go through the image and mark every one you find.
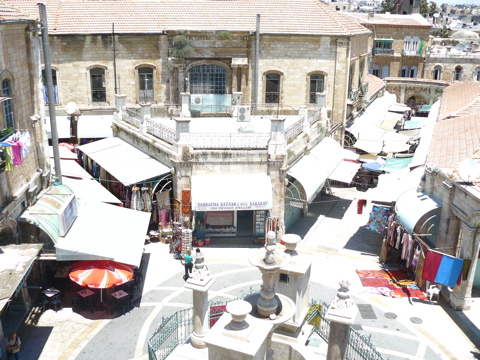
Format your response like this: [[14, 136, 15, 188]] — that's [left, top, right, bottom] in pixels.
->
[[0, 1, 35, 21], [317, 2, 354, 36], [440, 94, 480, 121]]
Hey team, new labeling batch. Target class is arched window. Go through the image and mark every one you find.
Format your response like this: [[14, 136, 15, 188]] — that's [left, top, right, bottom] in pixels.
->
[[433, 66, 442, 80], [42, 69, 58, 104], [138, 67, 154, 103], [265, 73, 280, 104], [371, 65, 380, 77], [454, 66, 463, 81], [381, 65, 389, 79], [2, 79, 14, 128], [189, 64, 226, 94], [474, 68, 480, 82], [90, 68, 106, 103], [309, 74, 325, 104], [409, 66, 417, 78], [401, 66, 409, 77]]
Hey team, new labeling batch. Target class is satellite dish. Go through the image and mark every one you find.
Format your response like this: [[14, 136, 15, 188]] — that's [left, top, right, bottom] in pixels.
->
[[433, 13, 440, 18], [65, 101, 79, 115], [457, 159, 480, 183]]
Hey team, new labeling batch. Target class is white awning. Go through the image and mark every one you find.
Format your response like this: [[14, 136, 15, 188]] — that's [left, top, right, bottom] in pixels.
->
[[77, 114, 113, 138], [49, 146, 78, 160], [380, 112, 404, 130], [77, 137, 170, 186], [354, 126, 411, 154], [395, 189, 441, 234], [329, 161, 361, 184], [62, 177, 123, 206], [51, 159, 93, 179], [46, 116, 71, 139], [389, 103, 411, 113], [191, 173, 272, 211], [55, 200, 150, 267], [287, 137, 345, 202]]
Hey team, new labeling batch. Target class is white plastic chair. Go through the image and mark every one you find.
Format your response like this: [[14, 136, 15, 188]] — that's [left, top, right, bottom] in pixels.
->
[[427, 284, 441, 302]]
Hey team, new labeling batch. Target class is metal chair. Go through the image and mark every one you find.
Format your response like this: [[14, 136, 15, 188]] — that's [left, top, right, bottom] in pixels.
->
[[41, 298, 50, 312], [72, 296, 81, 312], [51, 298, 62, 312]]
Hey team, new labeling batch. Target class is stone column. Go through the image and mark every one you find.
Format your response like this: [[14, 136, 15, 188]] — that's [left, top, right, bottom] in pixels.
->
[[268, 118, 287, 239], [184, 249, 216, 349], [325, 280, 357, 360], [115, 94, 127, 114], [140, 102, 151, 135], [400, 85, 406, 104], [232, 66, 239, 93], [451, 222, 478, 309], [180, 92, 191, 118], [240, 67, 248, 98]]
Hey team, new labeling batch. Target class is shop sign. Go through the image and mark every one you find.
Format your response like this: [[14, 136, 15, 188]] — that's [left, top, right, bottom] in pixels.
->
[[196, 201, 270, 211], [290, 201, 304, 209]]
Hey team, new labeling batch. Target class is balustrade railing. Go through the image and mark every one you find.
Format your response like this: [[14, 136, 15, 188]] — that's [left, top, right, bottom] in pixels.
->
[[189, 133, 270, 149], [151, 105, 181, 119], [307, 108, 322, 125], [373, 48, 394, 56], [284, 118, 304, 143], [146, 119, 176, 144], [123, 107, 142, 128]]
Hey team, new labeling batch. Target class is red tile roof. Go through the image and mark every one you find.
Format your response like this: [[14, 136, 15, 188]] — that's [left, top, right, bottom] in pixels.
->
[[428, 82, 480, 171], [365, 74, 385, 100], [4, 0, 370, 36], [0, 1, 35, 22]]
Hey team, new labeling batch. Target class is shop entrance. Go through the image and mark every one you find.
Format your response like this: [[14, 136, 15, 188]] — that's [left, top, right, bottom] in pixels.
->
[[236, 210, 254, 236]]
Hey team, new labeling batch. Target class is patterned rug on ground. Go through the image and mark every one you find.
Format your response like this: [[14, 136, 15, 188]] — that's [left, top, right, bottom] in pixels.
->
[[356, 269, 427, 300]]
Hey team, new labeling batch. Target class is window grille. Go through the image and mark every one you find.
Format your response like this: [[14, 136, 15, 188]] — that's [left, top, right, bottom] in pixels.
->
[[189, 65, 226, 94]]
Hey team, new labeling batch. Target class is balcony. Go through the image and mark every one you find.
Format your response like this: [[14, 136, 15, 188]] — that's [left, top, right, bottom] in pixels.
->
[[373, 48, 394, 56], [402, 49, 422, 57]]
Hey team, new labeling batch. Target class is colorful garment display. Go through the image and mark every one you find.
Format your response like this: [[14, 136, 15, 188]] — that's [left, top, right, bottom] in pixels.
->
[[0, 130, 30, 172], [366, 206, 392, 234]]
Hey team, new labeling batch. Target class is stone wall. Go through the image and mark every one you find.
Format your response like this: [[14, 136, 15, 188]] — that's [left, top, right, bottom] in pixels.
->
[[425, 54, 480, 82], [0, 23, 45, 233]]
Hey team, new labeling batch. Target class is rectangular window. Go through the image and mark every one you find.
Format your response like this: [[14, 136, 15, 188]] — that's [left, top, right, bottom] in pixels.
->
[[90, 68, 106, 103], [2, 80, 14, 128], [265, 74, 280, 104], [138, 68, 154, 103], [309, 75, 324, 104], [42, 70, 59, 104]]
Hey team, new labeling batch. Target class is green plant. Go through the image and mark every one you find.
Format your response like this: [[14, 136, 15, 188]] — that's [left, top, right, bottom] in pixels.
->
[[172, 35, 196, 59], [216, 30, 232, 41]]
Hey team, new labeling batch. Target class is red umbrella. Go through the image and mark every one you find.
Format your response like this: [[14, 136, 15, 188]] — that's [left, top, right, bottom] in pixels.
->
[[69, 260, 134, 302]]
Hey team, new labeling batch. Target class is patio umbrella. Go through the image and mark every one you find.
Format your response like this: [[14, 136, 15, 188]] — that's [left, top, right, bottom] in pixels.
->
[[69, 260, 134, 302]]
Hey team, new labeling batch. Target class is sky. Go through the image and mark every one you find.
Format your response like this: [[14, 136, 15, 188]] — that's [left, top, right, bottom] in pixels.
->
[[437, 0, 479, 4]]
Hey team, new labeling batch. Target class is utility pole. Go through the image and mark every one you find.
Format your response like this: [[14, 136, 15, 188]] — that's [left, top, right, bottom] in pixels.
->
[[39, 2, 62, 184], [113, 23, 118, 94]]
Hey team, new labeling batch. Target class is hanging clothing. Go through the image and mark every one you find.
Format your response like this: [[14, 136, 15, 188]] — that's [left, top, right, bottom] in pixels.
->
[[10, 142, 23, 166], [4, 146, 14, 171]]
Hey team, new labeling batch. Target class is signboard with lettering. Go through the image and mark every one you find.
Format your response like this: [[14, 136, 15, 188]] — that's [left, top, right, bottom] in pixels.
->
[[290, 201, 304, 209], [196, 200, 270, 212]]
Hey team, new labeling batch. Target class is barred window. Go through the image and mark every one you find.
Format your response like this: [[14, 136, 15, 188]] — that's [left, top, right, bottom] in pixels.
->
[[90, 68, 106, 103], [2, 79, 14, 128], [189, 64, 226, 94], [265, 73, 280, 104]]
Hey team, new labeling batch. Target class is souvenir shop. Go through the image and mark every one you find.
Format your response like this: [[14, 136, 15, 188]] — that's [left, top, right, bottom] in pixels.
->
[[0, 130, 32, 172], [190, 173, 274, 241], [370, 190, 464, 292], [76, 138, 175, 239]]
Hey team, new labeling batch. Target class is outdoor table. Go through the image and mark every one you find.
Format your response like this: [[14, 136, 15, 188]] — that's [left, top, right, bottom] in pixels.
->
[[77, 289, 95, 298], [43, 288, 60, 298], [111, 290, 129, 300]]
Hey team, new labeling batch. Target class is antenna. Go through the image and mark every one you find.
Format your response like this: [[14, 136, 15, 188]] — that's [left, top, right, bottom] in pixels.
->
[[457, 158, 480, 183]]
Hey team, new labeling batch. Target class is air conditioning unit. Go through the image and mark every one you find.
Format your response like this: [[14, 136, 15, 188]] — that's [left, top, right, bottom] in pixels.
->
[[237, 106, 251, 122], [191, 95, 203, 105]]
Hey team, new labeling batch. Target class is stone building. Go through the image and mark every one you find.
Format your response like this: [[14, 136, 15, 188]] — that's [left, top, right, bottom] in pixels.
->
[[5, 0, 377, 235], [425, 30, 480, 83], [423, 82, 480, 310], [346, 12, 431, 80], [0, 2, 50, 338]]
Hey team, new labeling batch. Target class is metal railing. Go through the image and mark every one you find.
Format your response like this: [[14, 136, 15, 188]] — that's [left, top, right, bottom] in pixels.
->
[[402, 49, 422, 56], [189, 133, 270, 149], [308, 300, 386, 360], [373, 48, 394, 56], [146, 119, 176, 144], [284, 118, 304, 143], [250, 105, 299, 117], [123, 107, 142, 128], [148, 297, 385, 360], [307, 108, 322, 125]]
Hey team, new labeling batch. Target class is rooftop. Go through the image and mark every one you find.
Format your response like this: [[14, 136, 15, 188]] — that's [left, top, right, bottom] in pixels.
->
[[345, 12, 431, 27], [4, 0, 370, 36], [0, 1, 34, 22]]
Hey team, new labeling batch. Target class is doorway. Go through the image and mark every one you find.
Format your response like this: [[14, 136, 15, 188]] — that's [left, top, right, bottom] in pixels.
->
[[236, 211, 254, 236]]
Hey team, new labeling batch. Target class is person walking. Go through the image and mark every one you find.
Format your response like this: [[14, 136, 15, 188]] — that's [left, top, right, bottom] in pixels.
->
[[182, 249, 193, 281], [6, 332, 21, 360]]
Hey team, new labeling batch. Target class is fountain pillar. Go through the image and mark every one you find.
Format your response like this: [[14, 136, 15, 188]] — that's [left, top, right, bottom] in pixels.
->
[[325, 280, 357, 360], [275, 233, 311, 335], [184, 248, 215, 349]]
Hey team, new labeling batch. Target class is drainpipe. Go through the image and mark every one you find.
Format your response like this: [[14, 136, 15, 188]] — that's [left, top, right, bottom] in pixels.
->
[[253, 14, 260, 109], [39, 3, 62, 185]]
